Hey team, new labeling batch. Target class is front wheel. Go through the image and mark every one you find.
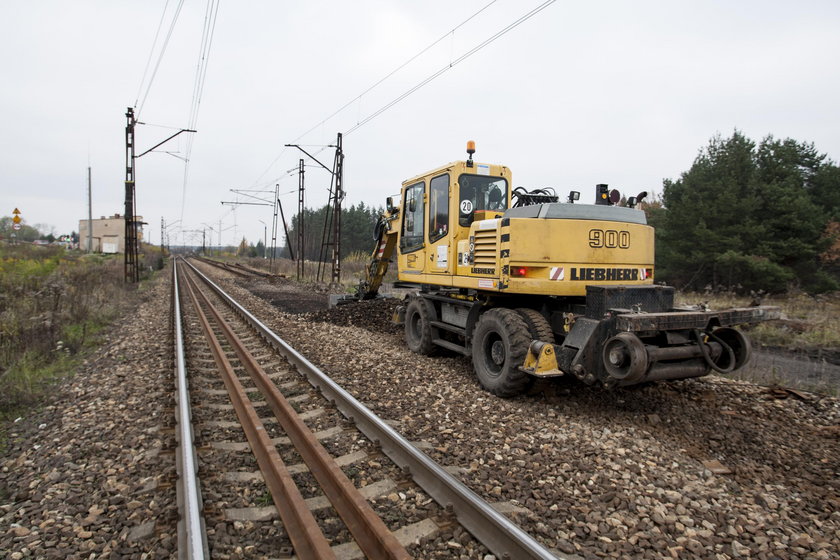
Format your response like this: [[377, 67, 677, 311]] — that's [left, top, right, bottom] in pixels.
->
[[404, 297, 437, 355], [471, 308, 532, 397]]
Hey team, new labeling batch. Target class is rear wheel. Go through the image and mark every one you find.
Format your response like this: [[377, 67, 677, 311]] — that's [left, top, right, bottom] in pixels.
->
[[515, 308, 554, 343], [472, 308, 532, 397], [405, 297, 437, 355]]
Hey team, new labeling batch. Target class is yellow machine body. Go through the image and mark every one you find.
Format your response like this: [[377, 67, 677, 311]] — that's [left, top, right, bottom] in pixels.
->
[[346, 149, 779, 398], [392, 160, 654, 295]]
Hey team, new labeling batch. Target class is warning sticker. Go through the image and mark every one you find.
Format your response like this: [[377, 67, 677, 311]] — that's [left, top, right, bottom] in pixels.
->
[[478, 279, 495, 289], [476, 164, 490, 176], [437, 245, 448, 267], [550, 267, 564, 280]]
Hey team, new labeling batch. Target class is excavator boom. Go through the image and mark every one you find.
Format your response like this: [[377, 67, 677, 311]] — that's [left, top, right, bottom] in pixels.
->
[[358, 216, 398, 299]]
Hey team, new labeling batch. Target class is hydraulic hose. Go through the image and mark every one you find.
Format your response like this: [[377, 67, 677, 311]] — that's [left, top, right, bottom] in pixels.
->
[[693, 329, 736, 374]]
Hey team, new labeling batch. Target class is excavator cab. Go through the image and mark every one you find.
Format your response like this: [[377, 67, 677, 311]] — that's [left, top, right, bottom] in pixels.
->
[[393, 150, 511, 283], [457, 175, 508, 226]]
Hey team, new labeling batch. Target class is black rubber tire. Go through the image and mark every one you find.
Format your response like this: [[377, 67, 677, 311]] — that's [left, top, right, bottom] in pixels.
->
[[405, 297, 437, 355], [515, 308, 555, 343], [471, 308, 532, 397]]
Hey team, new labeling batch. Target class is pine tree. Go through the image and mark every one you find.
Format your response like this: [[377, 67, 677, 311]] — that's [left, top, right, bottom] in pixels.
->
[[658, 131, 838, 293]]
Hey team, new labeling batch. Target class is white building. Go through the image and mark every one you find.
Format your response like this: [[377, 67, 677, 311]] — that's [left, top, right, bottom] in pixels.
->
[[78, 214, 143, 253]]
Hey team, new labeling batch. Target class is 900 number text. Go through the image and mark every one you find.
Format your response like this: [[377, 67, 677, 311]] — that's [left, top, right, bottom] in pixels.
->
[[589, 229, 630, 249]]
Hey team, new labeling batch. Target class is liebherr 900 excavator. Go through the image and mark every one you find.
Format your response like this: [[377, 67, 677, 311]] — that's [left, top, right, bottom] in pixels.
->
[[345, 142, 780, 397]]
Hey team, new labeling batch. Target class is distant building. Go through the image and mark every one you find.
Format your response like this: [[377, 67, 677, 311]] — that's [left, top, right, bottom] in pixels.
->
[[78, 214, 143, 253]]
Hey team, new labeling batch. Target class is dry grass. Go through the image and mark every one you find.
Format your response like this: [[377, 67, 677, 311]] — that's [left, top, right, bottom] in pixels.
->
[[0, 244, 161, 418], [677, 290, 840, 350], [678, 290, 840, 395]]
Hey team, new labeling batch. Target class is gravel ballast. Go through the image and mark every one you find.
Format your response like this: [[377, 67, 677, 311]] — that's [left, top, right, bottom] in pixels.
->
[[1, 275, 177, 559], [227, 275, 840, 560], [2, 266, 838, 560]]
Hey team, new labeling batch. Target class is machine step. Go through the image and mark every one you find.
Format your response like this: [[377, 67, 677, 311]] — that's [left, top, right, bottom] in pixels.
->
[[432, 338, 470, 356]]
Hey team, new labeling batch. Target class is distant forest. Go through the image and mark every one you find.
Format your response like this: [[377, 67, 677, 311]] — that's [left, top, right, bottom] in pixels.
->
[[280, 202, 382, 262]]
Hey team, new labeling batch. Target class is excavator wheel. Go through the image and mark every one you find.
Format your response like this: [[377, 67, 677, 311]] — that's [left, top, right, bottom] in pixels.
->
[[405, 297, 438, 356], [515, 308, 555, 344], [472, 308, 532, 397]]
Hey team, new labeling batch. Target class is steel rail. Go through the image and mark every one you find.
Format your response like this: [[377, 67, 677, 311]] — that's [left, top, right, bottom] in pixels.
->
[[172, 260, 209, 560], [193, 256, 251, 278], [228, 261, 273, 278], [184, 259, 565, 560], [180, 267, 337, 560], [186, 263, 410, 560]]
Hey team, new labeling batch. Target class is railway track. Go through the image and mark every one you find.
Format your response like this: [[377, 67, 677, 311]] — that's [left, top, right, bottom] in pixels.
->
[[193, 255, 274, 279], [173, 258, 561, 559]]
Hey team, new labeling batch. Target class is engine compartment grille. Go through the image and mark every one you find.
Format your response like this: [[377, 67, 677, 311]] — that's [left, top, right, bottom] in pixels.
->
[[473, 229, 498, 265]]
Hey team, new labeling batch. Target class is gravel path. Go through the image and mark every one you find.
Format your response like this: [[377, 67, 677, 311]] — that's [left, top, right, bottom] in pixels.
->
[[1, 274, 177, 559]]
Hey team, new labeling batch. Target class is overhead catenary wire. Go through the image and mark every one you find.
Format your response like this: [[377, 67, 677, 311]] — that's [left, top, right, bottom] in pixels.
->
[[252, 1, 556, 193], [290, 0, 499, 148], [134, 0, 172, 109], [136, 0, 186, 119], [187, 0, 221, 131], [179, 0, 222, 223], [344, 0, 557, 136], [250, 0, 501, 190]]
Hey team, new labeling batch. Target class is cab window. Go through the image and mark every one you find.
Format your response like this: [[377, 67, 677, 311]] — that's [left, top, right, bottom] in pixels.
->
[[428, 174, 449, 243], [400, 181, 425, 252], [458, 174, 508, 226]]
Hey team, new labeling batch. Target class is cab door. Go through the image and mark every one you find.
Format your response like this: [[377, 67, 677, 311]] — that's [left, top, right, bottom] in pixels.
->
[[426, 173, 451, 275], [397, 181, 426, 277]]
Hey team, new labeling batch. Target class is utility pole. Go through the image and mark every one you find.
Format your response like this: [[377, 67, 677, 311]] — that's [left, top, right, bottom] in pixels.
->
[[270, 185, 279, 273], [297, 158, 305, 280], [160, 217, 164, 256], [124, 107, 139, 283], [285, 132, 344, 285], [277, 198, 294, 263], [220, 187, 282, 264], [258, 220, 267, 259], [123, 106, 195, 282], [87, 166, 93, 253], [331, 132, 344, 284]]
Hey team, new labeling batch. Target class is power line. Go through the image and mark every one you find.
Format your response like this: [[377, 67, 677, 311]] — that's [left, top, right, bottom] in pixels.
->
[[292, 0, 499, 147], [134, 0, 172, 108], [188, 0, 221, 130], [345, 0, 557, 136], [136, 0, 186, 118], [250, 0, 500, 189], [179, 0, 221, 223], [257, 0, 555, 189]]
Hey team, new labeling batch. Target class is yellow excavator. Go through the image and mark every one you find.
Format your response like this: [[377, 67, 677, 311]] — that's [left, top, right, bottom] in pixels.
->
[[343, 142, 780, 397]]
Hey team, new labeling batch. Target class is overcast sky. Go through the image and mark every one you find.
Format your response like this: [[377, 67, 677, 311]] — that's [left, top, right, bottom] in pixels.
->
[[2, 1, 839, 249]]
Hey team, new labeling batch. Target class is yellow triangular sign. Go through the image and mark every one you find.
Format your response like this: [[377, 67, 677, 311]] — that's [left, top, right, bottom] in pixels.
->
[[13, 208, 21, 214]]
